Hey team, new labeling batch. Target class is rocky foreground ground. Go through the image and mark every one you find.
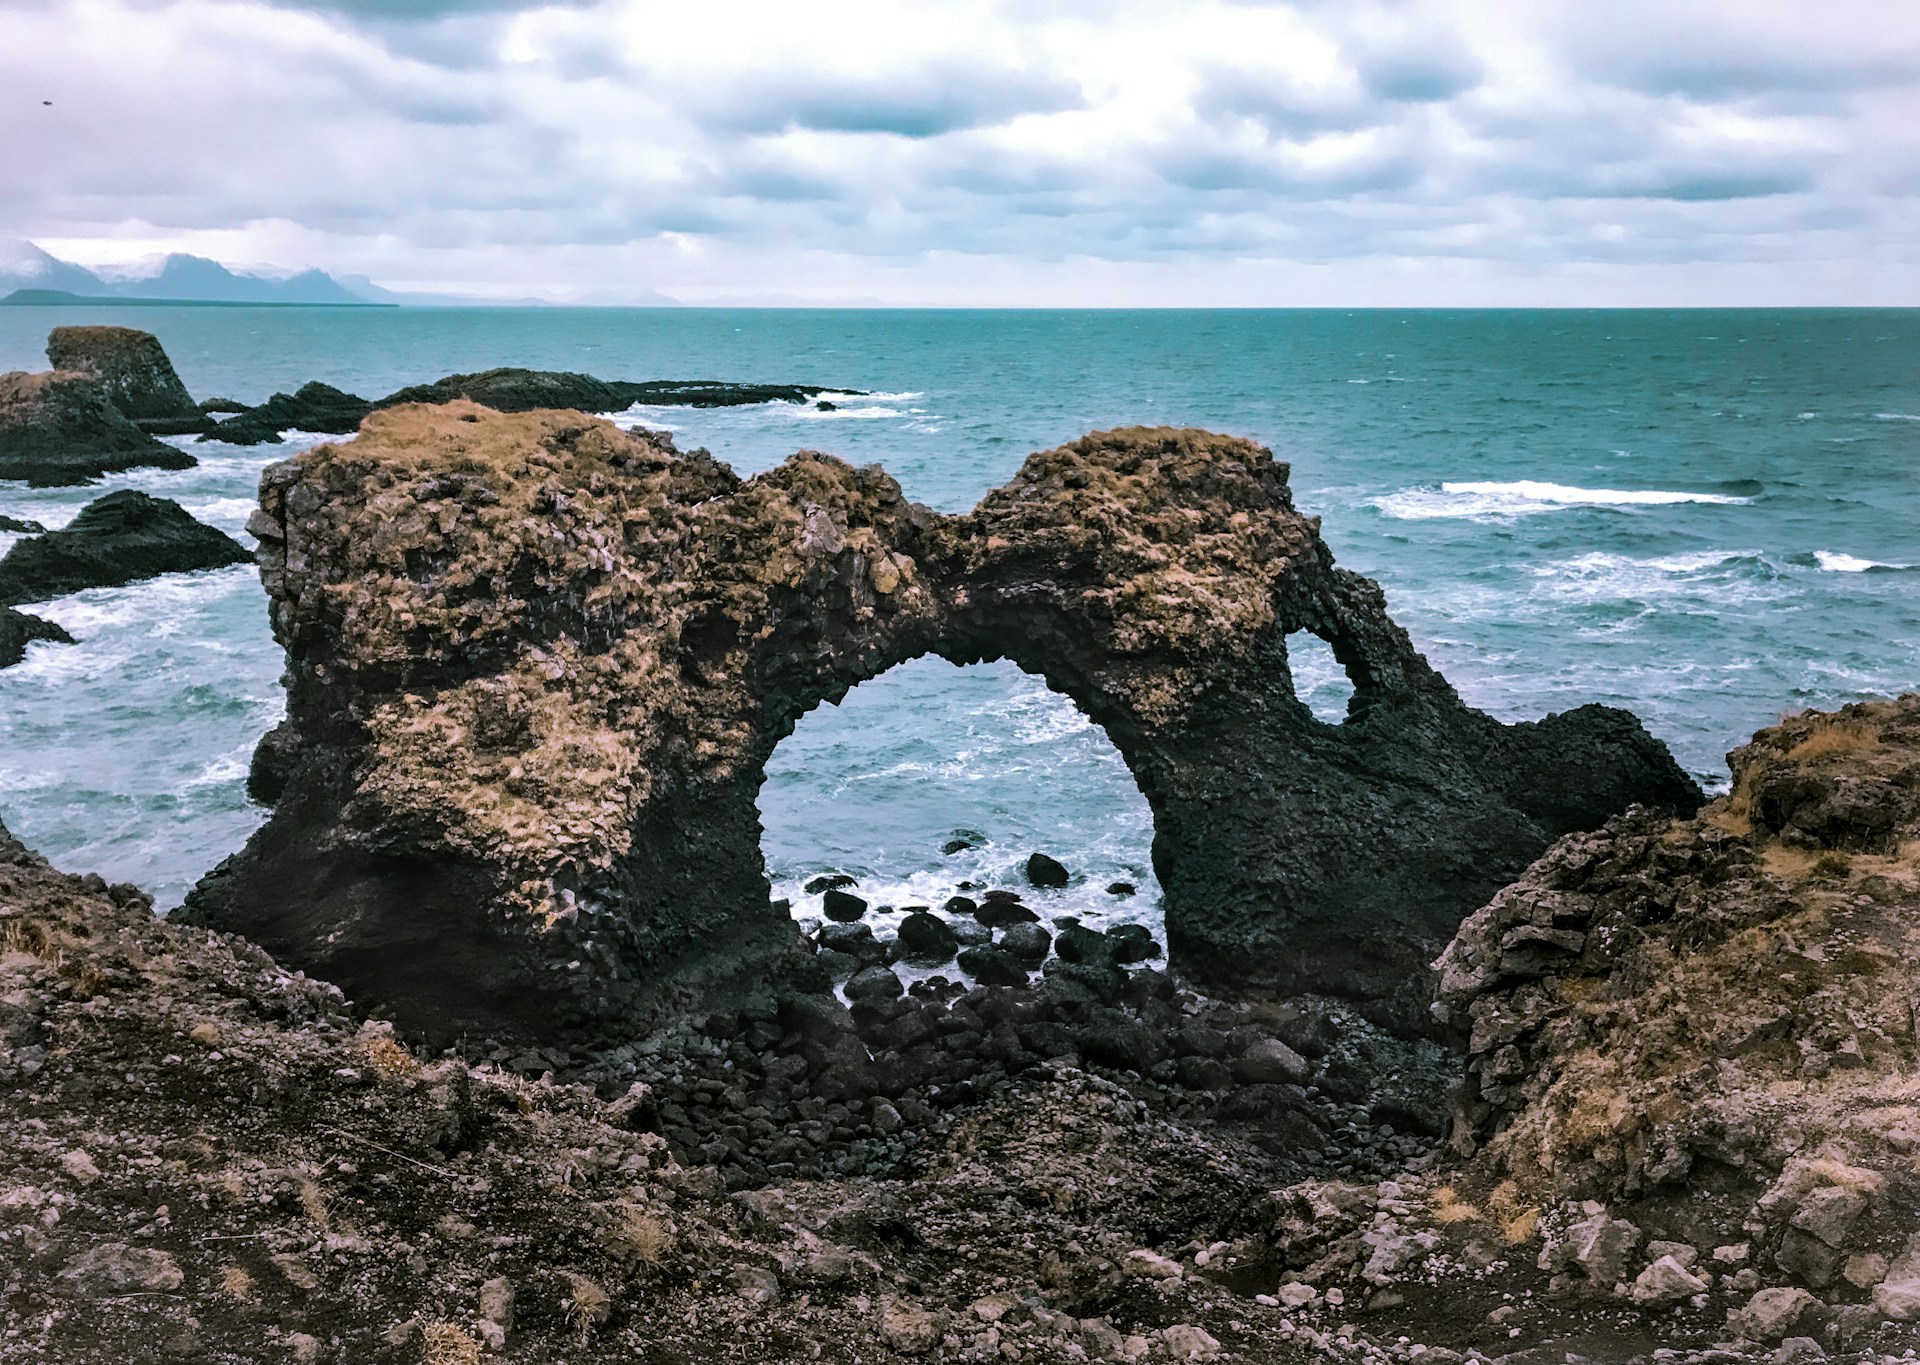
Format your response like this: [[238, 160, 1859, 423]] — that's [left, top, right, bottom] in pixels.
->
[[4, 698, 1920, 1363]]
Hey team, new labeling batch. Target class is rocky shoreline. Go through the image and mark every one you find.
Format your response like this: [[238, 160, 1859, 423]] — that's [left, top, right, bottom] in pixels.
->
[[4, 696, 1920, 1362], [3, 369, 1918, 1362]]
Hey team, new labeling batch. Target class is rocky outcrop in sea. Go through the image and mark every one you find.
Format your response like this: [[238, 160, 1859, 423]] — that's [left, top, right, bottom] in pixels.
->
[[0, 366, 193, 486], [0, 489, 253, 607], [181, 406, 1694, 1046]]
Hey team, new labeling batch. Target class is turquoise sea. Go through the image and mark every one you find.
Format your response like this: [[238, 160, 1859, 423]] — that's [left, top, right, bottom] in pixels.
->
[[2, 308, 1916, 939]]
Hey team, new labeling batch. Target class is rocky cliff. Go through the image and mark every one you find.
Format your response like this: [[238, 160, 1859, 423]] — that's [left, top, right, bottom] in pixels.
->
[[183, 405, 1696, 1044], [1434, 695, 1920, 1337]]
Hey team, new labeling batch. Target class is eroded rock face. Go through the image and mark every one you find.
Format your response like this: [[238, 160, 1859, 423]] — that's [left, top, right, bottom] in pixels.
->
[[45, 325, 200, 426], [0, 369, 194, 486], [184, 407, 1697, 1042], [1435, 696, 1920, 1286]]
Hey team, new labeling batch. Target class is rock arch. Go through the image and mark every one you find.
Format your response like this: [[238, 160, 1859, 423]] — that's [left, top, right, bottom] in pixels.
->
[[184, 405, 1699, 1041]]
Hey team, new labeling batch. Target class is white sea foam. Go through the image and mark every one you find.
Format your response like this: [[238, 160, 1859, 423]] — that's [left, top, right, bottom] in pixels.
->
[[1370, 480, 1753, 520], [1814, 550, 1915, 572], [788, 404, 904, 420], [1873, 412, 1920, 422]]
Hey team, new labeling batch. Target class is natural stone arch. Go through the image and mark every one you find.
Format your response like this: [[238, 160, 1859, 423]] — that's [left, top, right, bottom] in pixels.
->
[[185, 406, 1698, 1042]]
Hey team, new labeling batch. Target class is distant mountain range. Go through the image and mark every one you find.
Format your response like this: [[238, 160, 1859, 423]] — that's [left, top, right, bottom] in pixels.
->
[[0, 240, 680, 308]]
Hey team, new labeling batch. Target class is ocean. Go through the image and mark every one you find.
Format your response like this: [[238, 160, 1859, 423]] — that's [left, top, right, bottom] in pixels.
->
[[1, 307, 1916, 946]]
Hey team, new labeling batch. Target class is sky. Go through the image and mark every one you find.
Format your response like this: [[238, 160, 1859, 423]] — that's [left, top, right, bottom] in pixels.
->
[[5, 0, 1919, 305]]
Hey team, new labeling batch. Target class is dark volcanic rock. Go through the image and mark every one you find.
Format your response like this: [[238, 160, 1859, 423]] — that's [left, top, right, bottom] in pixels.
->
[[0, 604, 73, 666], [999, 922, 1052, 964], [376, 370, 843, 415], [200, 381, 373, 445], [1025, 852, 1070, 887], [0, 490, 252, 605], [896, 911, 958, 963], [804, 873, 856, 894], [956, 945, 1029, 987], [45, 325, 201, 427], [184, 411, 1697, 1044], [820, 889, 868, 922], [0, 370, 196, 486], [0, 515, 45, 533]]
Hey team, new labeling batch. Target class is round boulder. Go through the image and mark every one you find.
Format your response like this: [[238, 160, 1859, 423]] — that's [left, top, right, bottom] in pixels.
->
[[1025, 853, 1070, 888], [821, 889, 868, 922], [897, 912, 958, 963], [1000, 922, 1053, 964]]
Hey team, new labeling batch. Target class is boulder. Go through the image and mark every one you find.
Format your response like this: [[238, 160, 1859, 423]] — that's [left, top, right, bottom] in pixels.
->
[[821, 889, 868, 922], [0, 490, 251, 606], [843, 966, 903, 1004], [0, 370, 195, 486], [999, 922, 1052, 963], [895, 911, 957, 963], [45, 325, 200, 426], [182, 412, 1697, 1043], [0, 604, 73, 667], [1025, 852, 1069, 887], [1232, 1037, 1310, 1086], [1630, 1255, 1708, 1305], [957, 945, 1028, 987], [1730, 1287, 1822, 1342]]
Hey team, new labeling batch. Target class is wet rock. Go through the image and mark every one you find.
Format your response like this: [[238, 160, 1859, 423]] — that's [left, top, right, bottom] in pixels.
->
[[378, 370, 841, 415], [999, 922, 1052, 964], [0, 490, 251, 605], [821, 889, 869, 923], [1025, 852, 1070, 888], [1106, 881, 1135, 896], [1105, 924, 1161, 964], [942, 895, 977, 916], [844, 966, 904, 1004], [805, 874, 857, 894], [45, 325, 200, 426], [975, 896, 1040, 929], [893, 911, 952, 958], [0, 369, 194, 486], [948, 918, 992, 948], [1073, 1008, 1169, 1073], [0, 605, 72, 667], [941, 836, 977, 855], [1054, 924, 1120, 970], [817, 923, 887, 966], [956, 945, 1028, 987], [0, 514, 45, 532]]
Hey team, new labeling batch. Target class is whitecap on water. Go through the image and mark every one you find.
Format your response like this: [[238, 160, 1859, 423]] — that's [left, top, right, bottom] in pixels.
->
[[1814, 550, 1917, 573], [1369, 479, 1755, 520]]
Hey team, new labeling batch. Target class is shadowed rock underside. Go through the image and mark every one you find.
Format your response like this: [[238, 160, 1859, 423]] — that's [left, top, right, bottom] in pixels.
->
[[184, 406, 1698, 1043]]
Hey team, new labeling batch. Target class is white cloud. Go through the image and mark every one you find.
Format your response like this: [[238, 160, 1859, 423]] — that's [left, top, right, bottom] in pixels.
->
[[2, 0, 1916, 303]]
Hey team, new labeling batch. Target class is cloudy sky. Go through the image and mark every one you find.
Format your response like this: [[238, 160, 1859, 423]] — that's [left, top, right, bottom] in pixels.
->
[[6, 0, 1918, 304]]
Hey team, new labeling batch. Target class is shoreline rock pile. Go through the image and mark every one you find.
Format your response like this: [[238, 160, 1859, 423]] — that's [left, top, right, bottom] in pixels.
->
[[6, 693, 1920, 1360]]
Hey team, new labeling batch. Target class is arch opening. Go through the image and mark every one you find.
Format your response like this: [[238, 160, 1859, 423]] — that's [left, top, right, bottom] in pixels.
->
[[1287, 629, 1358, 724], [758, 655, 1164, 984]]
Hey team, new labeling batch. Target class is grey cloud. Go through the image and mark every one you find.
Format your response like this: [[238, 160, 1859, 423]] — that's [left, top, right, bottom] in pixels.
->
[[1353, 46, 1481, 104], [690, 66, 1084, 138]]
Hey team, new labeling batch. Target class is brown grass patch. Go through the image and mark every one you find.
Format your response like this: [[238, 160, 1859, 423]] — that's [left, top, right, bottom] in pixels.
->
[[420, 1322, 482, 1365], [362, 1035, 419, 1077], [605, 1203, 677, 1267], [1430, 1185, 1481, 1225], [1787, 722, 1881, 761]]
